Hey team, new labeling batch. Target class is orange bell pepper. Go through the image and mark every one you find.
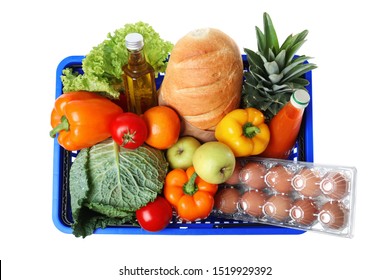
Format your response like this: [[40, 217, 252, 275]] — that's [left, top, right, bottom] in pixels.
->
[[50, 91, 123, 151], [163, 167, 218, 222]]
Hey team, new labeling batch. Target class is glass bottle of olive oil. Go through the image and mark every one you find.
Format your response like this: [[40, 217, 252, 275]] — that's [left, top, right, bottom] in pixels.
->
[[122, 33, 157, 114]]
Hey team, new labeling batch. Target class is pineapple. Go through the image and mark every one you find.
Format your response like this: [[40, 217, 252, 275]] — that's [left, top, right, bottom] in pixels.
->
[[241, 12, 317, 121]]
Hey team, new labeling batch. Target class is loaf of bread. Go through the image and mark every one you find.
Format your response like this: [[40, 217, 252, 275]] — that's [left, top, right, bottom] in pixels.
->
[[158, 28, 243, 141]]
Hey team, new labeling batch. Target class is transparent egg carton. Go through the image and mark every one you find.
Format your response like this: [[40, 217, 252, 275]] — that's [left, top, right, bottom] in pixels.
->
[[211, 157, 357, 238]]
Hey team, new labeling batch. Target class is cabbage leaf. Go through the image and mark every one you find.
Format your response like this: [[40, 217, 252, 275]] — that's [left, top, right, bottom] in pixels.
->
[[69, 139, 169, 238]]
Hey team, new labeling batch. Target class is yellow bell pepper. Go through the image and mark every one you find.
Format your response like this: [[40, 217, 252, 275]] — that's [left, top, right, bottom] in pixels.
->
[[215, 108, 270, 157]]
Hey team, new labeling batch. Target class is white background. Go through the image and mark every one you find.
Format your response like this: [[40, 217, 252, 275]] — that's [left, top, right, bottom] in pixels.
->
[[1, 0, 389, 279]]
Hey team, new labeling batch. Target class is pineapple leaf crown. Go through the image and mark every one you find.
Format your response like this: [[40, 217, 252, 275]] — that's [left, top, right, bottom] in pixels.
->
[[242, 12, 317, 121]]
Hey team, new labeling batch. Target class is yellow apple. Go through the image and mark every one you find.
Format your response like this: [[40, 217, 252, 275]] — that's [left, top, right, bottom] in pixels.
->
[[166, 136, 201, 169], [192, 141, 236, 184]]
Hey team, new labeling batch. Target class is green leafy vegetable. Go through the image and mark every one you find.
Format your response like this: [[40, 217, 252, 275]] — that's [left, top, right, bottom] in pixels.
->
[[61, 21, 173, 99], [69, 139, 169, 238]]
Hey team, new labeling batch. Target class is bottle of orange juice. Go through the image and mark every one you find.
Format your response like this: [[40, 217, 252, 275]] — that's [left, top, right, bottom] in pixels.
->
[[261, 89, 310, 159]]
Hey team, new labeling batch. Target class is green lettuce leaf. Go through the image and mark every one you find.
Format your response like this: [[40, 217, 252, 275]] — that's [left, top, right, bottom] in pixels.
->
[[61, 68, 120, 99], [69, 139, 169, 238], [61, 21, 173, 99]]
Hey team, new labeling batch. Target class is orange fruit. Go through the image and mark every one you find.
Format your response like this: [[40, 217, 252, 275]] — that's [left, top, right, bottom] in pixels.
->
[[143, 106, 181, 149]]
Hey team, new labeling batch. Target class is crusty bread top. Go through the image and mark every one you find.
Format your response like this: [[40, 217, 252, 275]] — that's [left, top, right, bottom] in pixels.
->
[[159, 28, 243, 131]]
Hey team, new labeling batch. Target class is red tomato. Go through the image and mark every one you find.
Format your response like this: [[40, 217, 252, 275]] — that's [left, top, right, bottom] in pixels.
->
[[136, 196, 173, 232], [110, 112, 148, 149]]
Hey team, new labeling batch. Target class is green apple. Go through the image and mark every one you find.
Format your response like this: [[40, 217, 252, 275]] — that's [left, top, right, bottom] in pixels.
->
[[166, 136, 201, 169], [192, 141, 236, 184]]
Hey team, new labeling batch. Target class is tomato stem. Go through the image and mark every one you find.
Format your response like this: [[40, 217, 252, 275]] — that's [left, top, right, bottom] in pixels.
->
[[243, 122, 260, 138], [122, 129, 137, 146], [50, 115, 69, 138], [183, 172, 198, 195]]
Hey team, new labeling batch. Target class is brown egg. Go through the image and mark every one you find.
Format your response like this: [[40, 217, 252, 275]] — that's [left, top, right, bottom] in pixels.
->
[[290, 199, 318, 226], [265, 165, 294, 194], [318, 201, 347, 230], [320, 172, 349, 200], [240, 190, 267, 217], [214, 187, 240, 214], [292, 167, 322, 198], [263, 195, 293, 222], [239, 161, 267, 190], [225, 160, 242, 185]]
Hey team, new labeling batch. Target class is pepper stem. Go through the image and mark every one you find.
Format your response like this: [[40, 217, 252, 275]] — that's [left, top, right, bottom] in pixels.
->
[[243, 122, 260, 138], [49, 116, 70, 138], [183, 172, 198, 196]]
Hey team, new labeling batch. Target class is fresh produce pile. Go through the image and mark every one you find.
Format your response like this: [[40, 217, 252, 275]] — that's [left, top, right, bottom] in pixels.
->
[[50, 14, 318, 238]]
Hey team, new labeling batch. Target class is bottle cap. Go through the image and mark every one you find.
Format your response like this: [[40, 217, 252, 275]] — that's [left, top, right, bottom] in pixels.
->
[[125, 33, 144, 50], [291, 89, 310, 109]]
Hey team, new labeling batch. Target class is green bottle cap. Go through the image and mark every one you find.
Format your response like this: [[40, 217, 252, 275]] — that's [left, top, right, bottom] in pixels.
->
[[291, 90, 310, 109]]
